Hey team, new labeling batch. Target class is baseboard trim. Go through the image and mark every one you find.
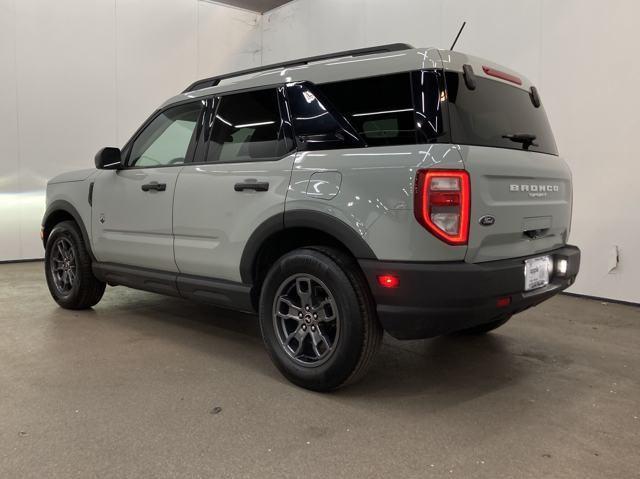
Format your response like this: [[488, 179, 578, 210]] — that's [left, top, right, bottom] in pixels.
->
[[561, 291, 639, 307], [0, 258, 44, 265]]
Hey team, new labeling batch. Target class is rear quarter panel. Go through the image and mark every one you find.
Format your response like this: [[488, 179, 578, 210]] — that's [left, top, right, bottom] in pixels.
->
[[286, 144, 467, 261]]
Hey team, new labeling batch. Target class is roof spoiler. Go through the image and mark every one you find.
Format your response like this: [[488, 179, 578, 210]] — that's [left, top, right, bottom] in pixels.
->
[[182, 43, 414, 93]]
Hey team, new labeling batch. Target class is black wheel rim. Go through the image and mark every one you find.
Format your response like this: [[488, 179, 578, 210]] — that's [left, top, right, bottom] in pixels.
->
[[272, 274, 340, 367], [50, 237, 77, 295]]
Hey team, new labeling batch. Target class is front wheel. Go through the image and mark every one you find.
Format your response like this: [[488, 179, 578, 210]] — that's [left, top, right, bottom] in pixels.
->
[[259, 247, 382, 392], [45, 220, 106, 310]]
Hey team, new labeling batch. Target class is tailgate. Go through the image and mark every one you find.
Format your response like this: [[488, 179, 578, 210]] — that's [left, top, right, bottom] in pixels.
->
[[442, 60, 571, 263], [463, 146, 572, 263]]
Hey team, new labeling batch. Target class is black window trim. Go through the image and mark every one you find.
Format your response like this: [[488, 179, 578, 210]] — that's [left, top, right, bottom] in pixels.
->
[[411, 69, 452, 145], [118, 70, 454, 168]]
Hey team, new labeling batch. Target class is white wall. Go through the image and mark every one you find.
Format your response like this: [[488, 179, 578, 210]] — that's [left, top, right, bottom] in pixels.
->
[[0, 0, 260, 261], [2, 0, 638, 303], [262, 0, 640, 304]]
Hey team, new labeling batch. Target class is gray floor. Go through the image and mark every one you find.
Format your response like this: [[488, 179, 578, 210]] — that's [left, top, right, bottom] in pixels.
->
[[1, 262, 639, 479]]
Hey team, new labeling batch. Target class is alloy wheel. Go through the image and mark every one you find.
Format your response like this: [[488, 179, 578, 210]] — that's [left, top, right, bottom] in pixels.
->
[[272, 274, 340, 367], [50, 237, 77, 295]]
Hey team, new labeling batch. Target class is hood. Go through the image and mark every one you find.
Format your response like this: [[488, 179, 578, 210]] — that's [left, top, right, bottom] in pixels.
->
[[48, 168, 98, 185]]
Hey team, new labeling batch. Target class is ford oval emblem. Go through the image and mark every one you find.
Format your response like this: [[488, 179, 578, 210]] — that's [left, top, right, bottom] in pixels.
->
[[479, 215, 496, 226]]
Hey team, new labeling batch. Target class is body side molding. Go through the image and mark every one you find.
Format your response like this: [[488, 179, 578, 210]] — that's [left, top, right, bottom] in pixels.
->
[[239, 213, 284, 284], [93, 262, 254, 311], [177, 274, 253, 312], [93, 262, 180, 297]]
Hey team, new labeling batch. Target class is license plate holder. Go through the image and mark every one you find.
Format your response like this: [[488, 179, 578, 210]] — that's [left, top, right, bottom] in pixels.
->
[[524, 256, 551, 291]]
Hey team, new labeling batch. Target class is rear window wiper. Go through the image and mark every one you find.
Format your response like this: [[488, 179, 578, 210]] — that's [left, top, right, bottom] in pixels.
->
[[502, 133, 538, 150]]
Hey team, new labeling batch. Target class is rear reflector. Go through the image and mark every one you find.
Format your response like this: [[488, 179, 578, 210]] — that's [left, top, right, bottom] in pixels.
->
[[482, 66, 522, 85], [496, 296, 512, 308], [414, 169, 470, 245], [377, 275, 400, 288]]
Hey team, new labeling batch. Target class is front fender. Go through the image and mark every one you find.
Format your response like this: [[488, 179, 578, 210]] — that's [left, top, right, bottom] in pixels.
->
[[42, 199, 94, 260]]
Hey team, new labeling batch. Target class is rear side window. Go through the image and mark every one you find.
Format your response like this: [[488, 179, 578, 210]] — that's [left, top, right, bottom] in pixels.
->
[[319, 73, 416, 147], [445, 72, 558, 155], [206, 88, 289, 163]]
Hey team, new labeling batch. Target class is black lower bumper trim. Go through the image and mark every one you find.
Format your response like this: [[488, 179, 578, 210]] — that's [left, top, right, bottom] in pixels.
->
[[359, 245, 580, 339]]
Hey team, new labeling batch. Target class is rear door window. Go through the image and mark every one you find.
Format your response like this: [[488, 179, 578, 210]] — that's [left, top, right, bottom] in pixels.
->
[[445, 72, 558, 155], [206, 88, 290, 163]]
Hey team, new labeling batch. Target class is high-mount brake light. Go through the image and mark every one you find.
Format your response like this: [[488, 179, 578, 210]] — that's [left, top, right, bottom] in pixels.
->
[[482, 66, 522, 85], [414, 169, 470, 245]]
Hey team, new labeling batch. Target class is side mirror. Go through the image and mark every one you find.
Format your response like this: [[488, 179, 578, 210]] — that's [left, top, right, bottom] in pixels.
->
[[95, 147, 122, 169]]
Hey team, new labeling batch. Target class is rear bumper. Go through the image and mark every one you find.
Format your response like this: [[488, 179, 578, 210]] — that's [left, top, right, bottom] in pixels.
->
[[359, 245, 580, 339]]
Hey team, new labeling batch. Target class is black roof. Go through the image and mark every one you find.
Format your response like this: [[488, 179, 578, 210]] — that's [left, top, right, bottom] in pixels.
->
[[183, 43, 414, 93]]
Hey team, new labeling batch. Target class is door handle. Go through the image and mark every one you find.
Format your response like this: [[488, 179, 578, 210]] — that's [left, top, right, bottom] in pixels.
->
[[141, 182, 166, 192], [234, 181, 269, 192]]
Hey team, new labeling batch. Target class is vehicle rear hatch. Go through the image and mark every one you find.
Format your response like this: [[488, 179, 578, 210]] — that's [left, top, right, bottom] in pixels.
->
[[442, 56, 572, 263]]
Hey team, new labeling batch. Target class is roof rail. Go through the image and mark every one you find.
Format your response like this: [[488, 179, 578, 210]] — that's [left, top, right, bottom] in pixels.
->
[[182, 43, 414, 93]]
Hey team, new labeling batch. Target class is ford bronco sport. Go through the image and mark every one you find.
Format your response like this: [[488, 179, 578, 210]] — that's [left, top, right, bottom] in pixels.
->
[[42, 44, 580, 391]]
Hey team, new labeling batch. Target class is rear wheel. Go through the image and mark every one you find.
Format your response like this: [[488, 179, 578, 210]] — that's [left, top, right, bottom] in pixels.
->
[[259, 247, 382, 391], [455, 315, 512, 335], [45, 221, 105, 310]]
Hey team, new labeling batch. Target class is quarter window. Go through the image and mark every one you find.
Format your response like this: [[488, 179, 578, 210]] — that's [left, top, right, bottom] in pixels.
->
[[319, 73, 416, 147], [129, 102, 202, 167], [206, 89, 288, 163]]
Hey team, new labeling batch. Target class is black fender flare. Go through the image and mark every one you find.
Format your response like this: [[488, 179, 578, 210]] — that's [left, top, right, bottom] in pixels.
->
[[239, 209, 377, 284], [42, 200, 95, 260]]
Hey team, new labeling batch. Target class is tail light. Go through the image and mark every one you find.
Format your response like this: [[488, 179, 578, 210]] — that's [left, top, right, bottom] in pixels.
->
[[414, 169, 470, 245]]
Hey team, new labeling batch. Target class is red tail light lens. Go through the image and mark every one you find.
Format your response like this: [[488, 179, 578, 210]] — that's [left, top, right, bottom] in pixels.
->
[[414, 169, 470, 245]]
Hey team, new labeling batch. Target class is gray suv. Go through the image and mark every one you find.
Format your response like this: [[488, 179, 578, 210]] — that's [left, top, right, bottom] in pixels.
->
[[42, 44, 580, 391]]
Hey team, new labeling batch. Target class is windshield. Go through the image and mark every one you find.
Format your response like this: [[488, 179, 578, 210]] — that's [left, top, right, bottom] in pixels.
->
[[445, 71, 558, 155]]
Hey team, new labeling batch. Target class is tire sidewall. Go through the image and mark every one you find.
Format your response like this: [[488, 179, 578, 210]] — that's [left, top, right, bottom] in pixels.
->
[[259, 249, 366, 390], [45, 223, 84, 307]]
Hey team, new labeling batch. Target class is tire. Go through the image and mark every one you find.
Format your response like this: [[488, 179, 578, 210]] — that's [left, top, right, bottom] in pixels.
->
[[259, 246, 382, 392], [45, 220, 106, 310], [455, 315, 512, 335]]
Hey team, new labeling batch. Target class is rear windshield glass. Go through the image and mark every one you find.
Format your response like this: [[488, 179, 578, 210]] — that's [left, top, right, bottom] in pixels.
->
[[445, 72, 558, 155]]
